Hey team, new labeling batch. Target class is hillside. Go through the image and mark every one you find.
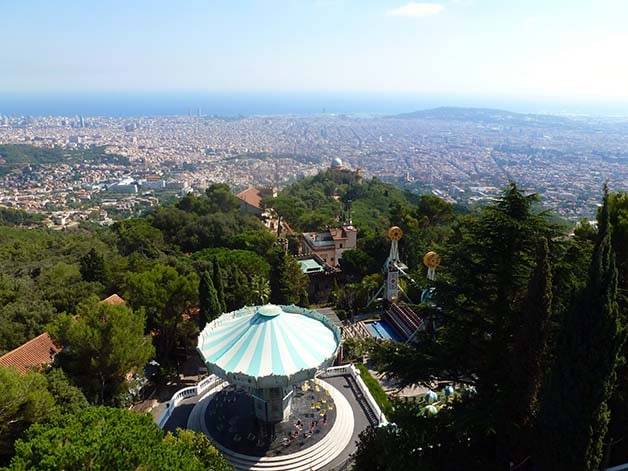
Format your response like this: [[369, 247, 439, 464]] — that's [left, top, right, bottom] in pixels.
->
[[392, 106, 586, 129], [267, 169, 456, 269], [0, 144, 129, 175], [267, 169, 417, 233]]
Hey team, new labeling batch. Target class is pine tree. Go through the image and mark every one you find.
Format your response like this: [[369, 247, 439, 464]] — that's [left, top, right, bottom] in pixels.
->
[[198, 271, 220, 326], [211, 259, 226, 313], [364, 184, 560, 467], [536, 188, 625, 470]]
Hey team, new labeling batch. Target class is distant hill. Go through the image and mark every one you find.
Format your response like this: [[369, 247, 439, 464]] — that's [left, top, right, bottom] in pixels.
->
[[391, 106, 585, 129]]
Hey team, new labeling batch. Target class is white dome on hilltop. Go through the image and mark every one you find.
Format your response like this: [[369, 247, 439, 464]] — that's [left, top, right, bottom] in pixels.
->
[[331, 157, 343, 169]]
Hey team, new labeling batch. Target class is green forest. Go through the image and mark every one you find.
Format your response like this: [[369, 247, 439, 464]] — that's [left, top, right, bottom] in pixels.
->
[[0, 169, 626, 470], [0, 144, 129, 175]]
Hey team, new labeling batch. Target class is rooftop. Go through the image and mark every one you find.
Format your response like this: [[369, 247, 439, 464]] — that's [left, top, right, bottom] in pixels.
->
[[303, 225, 356, 248], [0, 332, 60, 374], [236, 187, 263, 209], [197, 305, 341, 388], [299, 258, 325, 274], [100, 293, 126, 305]]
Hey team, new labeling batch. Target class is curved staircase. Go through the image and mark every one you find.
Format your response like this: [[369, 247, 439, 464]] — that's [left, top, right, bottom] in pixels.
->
[[188, 379, 354, 471]]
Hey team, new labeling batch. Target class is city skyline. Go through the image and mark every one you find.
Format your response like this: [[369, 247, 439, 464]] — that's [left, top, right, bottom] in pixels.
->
[[3, 0, 628, 107]]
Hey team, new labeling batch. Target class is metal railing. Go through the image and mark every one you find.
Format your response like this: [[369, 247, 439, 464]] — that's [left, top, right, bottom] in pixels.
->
[[322, 364, 388, 426], [156, 374, 224, 428], [157, 363, 388, 429], [606, 464, 628, 471]]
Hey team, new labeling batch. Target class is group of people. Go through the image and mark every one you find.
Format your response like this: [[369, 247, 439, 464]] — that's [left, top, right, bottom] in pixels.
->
[[283, 414, 329, 447]]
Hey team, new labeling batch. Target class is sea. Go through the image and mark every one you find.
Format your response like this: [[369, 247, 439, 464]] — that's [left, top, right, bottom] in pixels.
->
[[1, 91, 627, 118]]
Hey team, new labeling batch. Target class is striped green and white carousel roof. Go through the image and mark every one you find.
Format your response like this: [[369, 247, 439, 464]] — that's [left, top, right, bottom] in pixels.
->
[[197, 304, 341, 388]]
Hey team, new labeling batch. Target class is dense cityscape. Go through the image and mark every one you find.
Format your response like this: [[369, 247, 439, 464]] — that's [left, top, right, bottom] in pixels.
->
[[1, 107, 626, 226], [2, 1, 628, 471]]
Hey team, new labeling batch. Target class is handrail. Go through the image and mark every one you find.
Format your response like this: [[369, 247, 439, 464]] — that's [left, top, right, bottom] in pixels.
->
[[607, 464, 628, 471], [388, 305, 415, 333], [396, 312, 415, 335], [383, 310, 412, 338], [391, 304, 421, 332], [157, 364, 388, 429], [321, 364, 388, 426], [350, 364, 388, 426], [156, 374, 224, 428], [322, 365, 354, 376]]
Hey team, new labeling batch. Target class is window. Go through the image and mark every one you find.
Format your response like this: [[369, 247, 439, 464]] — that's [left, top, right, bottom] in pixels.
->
[[339, 243, 343, 248]]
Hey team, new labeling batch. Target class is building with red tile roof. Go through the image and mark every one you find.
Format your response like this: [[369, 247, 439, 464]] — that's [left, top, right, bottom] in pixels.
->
[[100, 293, 126, 306], [236, 187, 288, 235], [0, 332, 60, 374], [236, 187, 265, 214], [0, 294, 127, 374]]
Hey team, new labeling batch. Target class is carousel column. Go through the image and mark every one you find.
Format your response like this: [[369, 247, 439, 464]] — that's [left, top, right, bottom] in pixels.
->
[[253, 386, 294, 423]]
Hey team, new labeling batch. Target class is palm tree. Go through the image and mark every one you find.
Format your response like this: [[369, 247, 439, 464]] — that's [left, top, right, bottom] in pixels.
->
[[251, 275, 271, 305]]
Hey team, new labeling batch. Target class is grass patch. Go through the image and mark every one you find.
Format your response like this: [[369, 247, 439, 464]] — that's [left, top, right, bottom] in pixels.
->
[[355, 363, 393, 417]]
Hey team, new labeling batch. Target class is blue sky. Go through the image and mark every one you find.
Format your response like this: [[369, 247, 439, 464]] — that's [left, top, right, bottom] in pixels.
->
[[2, 0, 628, 101]]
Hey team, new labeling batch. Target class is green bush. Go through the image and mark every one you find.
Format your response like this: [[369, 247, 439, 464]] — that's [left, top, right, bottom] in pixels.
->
[[356, 363, 393, 417]]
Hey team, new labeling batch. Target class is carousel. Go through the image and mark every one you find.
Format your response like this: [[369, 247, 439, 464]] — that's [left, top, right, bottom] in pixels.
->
[[197, 304, 341, 427]]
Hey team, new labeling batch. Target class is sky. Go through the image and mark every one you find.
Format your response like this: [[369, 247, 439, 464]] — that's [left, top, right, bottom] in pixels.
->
[[2, 0, 628, 103]]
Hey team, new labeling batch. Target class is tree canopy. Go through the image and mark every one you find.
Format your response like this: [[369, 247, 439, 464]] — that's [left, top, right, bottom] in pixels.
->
[[0, 172, 625, 470], [49, 297, 154, 404], [363, 184, 606, 469], [537, 189, 626, 470], [0, 367, 87, 463], [124, 263, 197, 362], [6, 406, 232, 471]]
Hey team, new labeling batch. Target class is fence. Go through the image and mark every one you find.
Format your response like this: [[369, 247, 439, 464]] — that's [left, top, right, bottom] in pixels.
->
[[157, 363, 387, 429], [322, 364, 388, 426], [607, 464, 628, 471], [156, 374, 224, 428]]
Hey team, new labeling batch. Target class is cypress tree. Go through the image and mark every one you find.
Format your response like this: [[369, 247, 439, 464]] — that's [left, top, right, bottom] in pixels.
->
[[269, 246, 308, 305], [79, 248, 106, 283], [232, 267, 249, 310], [224, 266, 249, 311], [268, 247, 285, 305], [536, 188, 625, 470], [198, 271, 220, 326], [607, 191, 628, 467], [212, 259, 227, 313], [508, 238, 553, 456]]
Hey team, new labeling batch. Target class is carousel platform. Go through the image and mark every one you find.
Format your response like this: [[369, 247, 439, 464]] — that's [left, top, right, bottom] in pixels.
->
[[187, 378, 357, 471]]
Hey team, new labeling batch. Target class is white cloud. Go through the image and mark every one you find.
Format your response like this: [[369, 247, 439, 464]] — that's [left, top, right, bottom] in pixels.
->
[[387, 2, 444, 17]]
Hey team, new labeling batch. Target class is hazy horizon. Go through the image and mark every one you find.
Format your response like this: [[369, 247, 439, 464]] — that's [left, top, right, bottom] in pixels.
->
[[4, 91, 628, 118], [3, 0, 628, 114]]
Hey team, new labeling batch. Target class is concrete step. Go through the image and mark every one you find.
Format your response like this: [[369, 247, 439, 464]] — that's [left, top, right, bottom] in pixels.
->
[[230, 412, 353, 471], [198, 379, 354, 471], [228, 404, 353, 470]]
